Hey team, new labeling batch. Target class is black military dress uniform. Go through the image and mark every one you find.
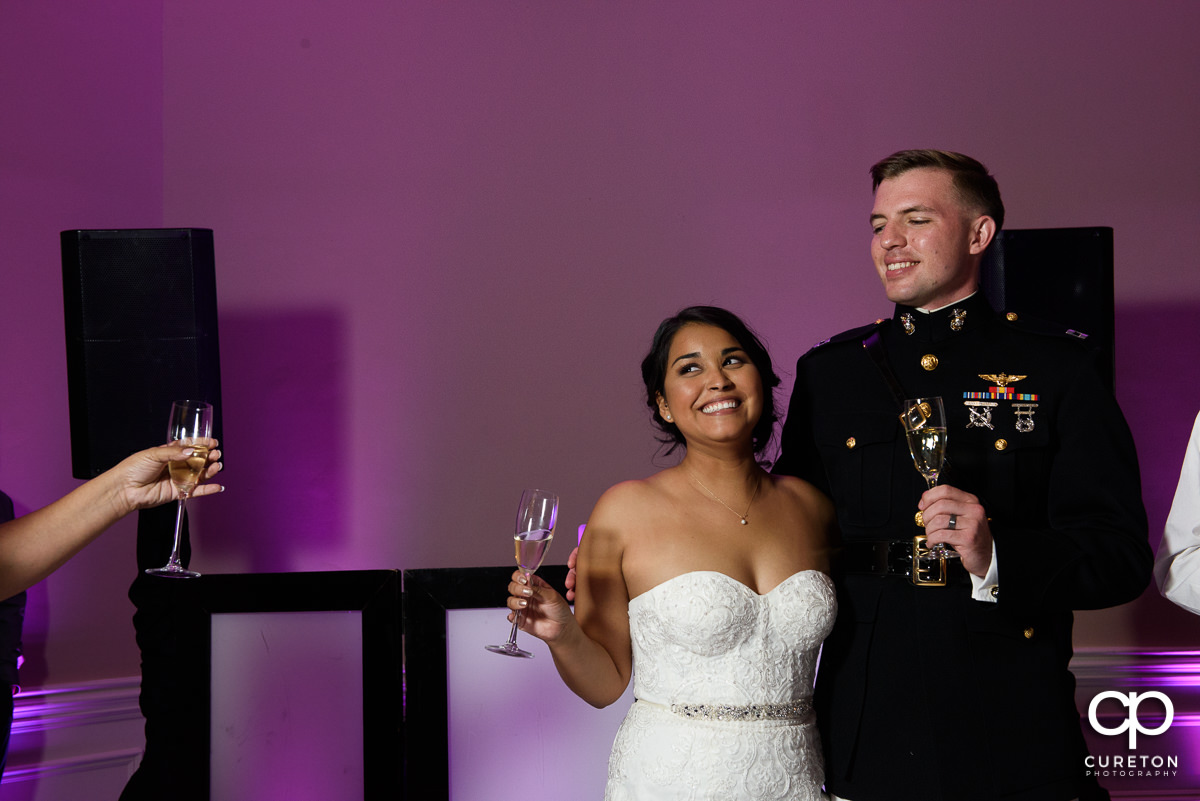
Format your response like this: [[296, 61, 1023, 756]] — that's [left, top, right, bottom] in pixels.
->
[[775, 291, 1151, 801]]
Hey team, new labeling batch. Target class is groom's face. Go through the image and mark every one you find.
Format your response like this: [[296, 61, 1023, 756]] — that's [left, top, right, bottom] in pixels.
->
[[869, 167, 990, 310]]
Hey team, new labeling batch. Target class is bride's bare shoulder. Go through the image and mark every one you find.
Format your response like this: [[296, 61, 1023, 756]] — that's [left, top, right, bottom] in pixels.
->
[[577, 479, 661, 557], [593, 475, 668, 518]]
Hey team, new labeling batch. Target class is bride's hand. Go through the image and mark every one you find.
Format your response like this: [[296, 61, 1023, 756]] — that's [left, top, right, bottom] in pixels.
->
[[505, 570, 575, 643]]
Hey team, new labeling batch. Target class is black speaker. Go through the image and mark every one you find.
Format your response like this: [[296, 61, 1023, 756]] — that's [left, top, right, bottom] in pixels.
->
[[61, 228, 222, 479], [980, 227, 1115, 391]]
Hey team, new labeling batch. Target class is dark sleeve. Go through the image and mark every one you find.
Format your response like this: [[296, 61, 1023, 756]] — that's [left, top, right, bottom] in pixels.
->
[[994, 349, 1152, 615], [0, 492, 25, 687], [773, 355, 830, 494]]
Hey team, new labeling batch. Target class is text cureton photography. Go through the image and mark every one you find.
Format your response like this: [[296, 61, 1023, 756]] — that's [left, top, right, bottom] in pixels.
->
[[1085, 690, 1181, 781]]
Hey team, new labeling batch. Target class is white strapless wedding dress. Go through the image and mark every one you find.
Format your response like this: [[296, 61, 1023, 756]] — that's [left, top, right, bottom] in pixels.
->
[[605, 570, 836, 801]]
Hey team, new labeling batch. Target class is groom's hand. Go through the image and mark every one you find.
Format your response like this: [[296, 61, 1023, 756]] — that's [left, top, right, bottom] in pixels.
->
[[919, 484, 992, 577]]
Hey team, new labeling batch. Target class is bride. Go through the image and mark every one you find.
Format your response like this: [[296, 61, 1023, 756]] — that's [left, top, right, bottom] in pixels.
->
[[503, 306, 835, 800]]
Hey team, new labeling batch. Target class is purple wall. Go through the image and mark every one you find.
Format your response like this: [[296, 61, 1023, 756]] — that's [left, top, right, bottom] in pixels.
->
[[0, 1, 164, 685], [1, 1, 1197, 687]]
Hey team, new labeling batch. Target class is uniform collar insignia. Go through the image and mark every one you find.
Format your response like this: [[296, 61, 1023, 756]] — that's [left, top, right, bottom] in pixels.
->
[[892, 292, 990, 342]]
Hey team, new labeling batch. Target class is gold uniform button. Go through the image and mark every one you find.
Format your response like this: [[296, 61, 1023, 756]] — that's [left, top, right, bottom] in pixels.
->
[[990, 586, 1000, 599], [920, 354, 938, 371], [1006, 312, 1019, 322], [845, 437, 856, 449], [995, 438, 1008, 451], [1024, 627, 1035, 639]]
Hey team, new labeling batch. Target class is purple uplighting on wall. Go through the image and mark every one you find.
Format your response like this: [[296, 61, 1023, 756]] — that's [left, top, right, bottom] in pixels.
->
[[1119, 652, 1200, 688]]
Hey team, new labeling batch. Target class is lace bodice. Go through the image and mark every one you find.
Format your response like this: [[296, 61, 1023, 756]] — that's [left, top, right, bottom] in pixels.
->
[[628, 570, 836, 708], [605, 570, 836, 800]]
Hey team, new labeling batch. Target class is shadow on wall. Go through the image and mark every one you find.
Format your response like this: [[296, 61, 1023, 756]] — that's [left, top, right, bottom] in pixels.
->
[[1114, 302, 1200, 647], [196, 310, 349, 574]]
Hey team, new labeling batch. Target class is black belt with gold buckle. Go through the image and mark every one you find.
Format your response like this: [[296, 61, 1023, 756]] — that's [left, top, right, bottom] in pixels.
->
[[838, 536, 949, 587]]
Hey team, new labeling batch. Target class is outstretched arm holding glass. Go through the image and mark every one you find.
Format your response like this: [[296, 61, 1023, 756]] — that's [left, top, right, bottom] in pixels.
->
[[0, 441, 222, 598]]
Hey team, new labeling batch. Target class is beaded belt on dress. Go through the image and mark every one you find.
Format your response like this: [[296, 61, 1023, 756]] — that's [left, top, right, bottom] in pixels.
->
[[638, 699, 812, 722]]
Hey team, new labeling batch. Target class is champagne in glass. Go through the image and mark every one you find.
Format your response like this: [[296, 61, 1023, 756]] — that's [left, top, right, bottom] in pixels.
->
[[486, 489, 558, 658], [516, 528, 554, 574], [168, 444, 211, 496], [905, 422, 947, 488], [146, 400, 213, 578], [900, 397, 957, 559]]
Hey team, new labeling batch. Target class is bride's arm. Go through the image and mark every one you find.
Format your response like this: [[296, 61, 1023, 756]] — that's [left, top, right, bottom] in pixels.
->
[[504, 485, 633, 708]]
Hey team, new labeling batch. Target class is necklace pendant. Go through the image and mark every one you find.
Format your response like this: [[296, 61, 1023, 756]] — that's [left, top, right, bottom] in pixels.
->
[[686, 467, 761, 527]]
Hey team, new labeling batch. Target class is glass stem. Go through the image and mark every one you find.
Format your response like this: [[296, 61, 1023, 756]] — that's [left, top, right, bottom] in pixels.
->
[[506, 568, 534, 645]]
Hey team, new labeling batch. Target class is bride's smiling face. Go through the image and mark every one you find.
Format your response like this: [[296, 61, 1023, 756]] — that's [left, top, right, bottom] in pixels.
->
[[656, 323, 763, 451]]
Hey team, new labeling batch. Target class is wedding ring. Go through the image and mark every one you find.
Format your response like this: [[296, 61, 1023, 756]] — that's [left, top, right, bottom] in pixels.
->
[[948, 513, 958, 530]]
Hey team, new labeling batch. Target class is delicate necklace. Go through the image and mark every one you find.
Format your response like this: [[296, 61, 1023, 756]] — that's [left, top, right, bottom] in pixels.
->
[[686, 468, 762, 525]]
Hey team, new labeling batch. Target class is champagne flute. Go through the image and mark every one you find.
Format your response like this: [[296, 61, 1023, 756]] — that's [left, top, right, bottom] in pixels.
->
[[146, 400, 213, 578], [900, 396, 958, 559], [486, 489, 559, 658]]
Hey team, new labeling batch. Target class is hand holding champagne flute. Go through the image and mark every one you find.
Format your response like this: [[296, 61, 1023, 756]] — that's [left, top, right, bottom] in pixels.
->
[[146, 400, 214, 578], [486, 488, 558, 658]]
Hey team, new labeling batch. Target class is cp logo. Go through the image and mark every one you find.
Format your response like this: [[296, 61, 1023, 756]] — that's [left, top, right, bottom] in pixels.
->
[[1087, 691, 1174, 749]]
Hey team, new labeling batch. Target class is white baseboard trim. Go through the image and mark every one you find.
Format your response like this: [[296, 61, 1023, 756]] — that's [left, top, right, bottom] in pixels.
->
[[3, 676, 146, 796], [11, 676, 143, 737], [2, 749, 143, 785]]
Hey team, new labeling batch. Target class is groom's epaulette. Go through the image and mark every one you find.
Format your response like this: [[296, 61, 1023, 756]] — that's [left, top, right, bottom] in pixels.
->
[[802, 318, 886, 357], [999, 309, 1092, 346]]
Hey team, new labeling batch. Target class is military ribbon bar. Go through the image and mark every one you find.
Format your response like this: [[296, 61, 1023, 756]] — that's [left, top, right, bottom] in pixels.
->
[[963, 389, 1038, 401]]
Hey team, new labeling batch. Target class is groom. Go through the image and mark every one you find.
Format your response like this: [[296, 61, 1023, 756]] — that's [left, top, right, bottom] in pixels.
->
[[772, 149, 1150, 800]]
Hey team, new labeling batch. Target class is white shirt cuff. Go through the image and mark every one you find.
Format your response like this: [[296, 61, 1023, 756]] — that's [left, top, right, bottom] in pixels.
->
[[970, 540, 999, 603]]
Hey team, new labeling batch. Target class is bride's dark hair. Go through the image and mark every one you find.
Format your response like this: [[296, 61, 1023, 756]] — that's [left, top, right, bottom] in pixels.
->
[[640, 305, 781, 456]]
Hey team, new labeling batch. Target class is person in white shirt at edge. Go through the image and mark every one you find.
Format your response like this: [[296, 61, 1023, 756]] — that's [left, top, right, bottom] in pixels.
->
[[1155, 410, 1200, 615]]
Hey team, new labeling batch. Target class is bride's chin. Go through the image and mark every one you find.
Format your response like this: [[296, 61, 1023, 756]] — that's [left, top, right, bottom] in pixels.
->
[[681, 434, 757, 453]]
